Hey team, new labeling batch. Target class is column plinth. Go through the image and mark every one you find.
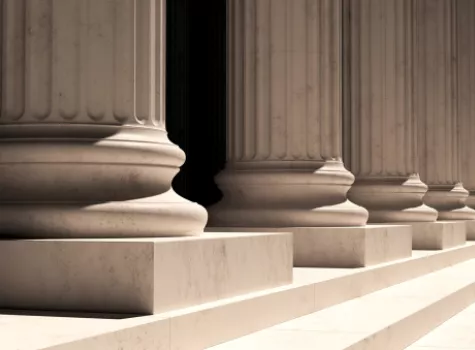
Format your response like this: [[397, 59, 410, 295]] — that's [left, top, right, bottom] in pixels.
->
[[345, 0, 437, 223], [208, 0, 368, 228], [414, 0, 475, 221], [0, 0, 207, 238]]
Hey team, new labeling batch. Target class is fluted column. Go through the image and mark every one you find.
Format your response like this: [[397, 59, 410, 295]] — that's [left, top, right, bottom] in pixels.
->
[[0, 0, 207, 238], [345, 0, 437, 223], [414, 0, 475, 220], [208, 0, 368, 227], [457, 0, 475, 210]]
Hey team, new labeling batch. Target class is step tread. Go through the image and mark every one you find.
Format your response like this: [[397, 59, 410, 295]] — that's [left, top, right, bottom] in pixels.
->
[[406, 302, 475, 349], [210, 258, 475, 350]]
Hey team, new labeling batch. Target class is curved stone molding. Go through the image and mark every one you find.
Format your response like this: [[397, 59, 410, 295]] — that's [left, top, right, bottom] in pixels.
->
[[345, 0, 437, 223], [457, 0, 475, 210], [208, 0, 368, 227], [414, 0, 475, 220], [0, 0, 208, 238]]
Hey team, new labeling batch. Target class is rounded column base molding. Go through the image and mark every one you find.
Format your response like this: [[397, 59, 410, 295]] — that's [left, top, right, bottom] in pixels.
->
[[348, 175, 437, 223], [208, 161, 369, 227], [423, 183, 469, 211], [0, 190, 207, 238], [437, 206, 475, 221], [0, 124, 208, 238], [423, 184, 475, 220]]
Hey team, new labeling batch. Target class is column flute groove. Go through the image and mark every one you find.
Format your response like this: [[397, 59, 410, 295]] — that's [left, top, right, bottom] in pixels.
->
[[414, 0, 475, 220], [457, 0, 475, 211], [0, 0, 207, 238], [209, 0, 368, 228], [345, 0, 437, 223]]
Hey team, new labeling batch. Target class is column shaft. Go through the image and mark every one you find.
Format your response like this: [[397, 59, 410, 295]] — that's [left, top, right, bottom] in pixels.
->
[[345, 0, 437, 223], [457, 0, 475, 209], [209, 0, 368, 227], [0, 0, 207, 238], [414, 0, 475, 220]]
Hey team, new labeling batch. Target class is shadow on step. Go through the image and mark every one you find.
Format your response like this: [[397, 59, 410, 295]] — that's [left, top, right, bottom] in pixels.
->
[[0, 309, 140, 320]]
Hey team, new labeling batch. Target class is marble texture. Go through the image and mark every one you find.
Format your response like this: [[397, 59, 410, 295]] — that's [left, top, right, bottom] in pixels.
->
[[0, 0, 208, 238], [408, 302, 475, 349], [0, 233, 292, 314], [465, 220, 475, 240], [345, 0, 437, 224], [208, 0, 368, 228], [209, 225, 412, 268], [411, 221, 466, 250], [211, 259, 475, 350], [456, 0, 475, 212], [414, 0, 475, 220], [3, 243, 475, 350]]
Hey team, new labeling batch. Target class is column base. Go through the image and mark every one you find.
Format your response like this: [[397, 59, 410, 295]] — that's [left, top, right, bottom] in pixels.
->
[[437, 206, 475, 220], [210, 161, 369, 227], [207, 225, 412, 268], [0, 232, 292, 314], [411, 221, 466, 250], [348, 175, 438, 223]]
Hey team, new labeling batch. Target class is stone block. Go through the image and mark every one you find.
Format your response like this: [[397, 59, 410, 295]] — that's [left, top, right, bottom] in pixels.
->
[[411, 221, 466, 250], [0, 232, 293, 314], [208, 225, 413, 268], [465, 220, 475, 240]]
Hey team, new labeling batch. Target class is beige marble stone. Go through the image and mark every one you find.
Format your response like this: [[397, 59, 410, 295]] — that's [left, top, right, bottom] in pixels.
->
[[209, 225, 412, 268], [0, 232, 292, 314], [457, 0, 475, 212], [208, 0, 368, 228], [344, 0, 437, 224], [212, 259, 475, 350], [414, 0, 475, 221], [0, 0, 207, 238], [465, 220, 475, 240], [411, 221, 466, 250], [4, 243, 475, 350]]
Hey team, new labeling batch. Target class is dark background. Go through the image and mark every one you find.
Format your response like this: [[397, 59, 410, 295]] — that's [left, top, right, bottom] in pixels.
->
[[166, 0, 227, 207]]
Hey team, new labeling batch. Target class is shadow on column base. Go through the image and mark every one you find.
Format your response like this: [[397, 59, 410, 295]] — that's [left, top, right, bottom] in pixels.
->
[[348, 175, 438, 223], [208, 199, 368, 227], [208, 161, 369, 227], [0, 190, 208, 239], [365, 204, 438, 223], [424, 183, 475, 220], [437, 207, 475, 220]]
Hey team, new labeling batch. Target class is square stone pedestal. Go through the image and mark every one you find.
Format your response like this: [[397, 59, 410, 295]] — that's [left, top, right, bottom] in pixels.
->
[[465, 220, 475, 240], [0, 232, 292, 315], [411, 221, 466, 250], [208, 225, 412, 268]]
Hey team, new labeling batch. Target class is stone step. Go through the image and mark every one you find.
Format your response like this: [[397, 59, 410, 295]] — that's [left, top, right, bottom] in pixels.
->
[[209, 258, 475, 350], [4, 242, 475, 350], [406, 299, 475, 349]]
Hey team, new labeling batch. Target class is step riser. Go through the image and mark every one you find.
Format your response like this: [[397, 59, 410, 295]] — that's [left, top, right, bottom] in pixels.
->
[[40, 244, 475, 350], [349, 282, 475, 350]]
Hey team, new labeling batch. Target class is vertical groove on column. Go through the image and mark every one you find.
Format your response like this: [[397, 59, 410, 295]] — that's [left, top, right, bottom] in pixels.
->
[[415, 0, 474, 219], [1, 0, 167, 126], [2, 0, 26, 121], [0, 0, 208, 238], [210, 0, 368, 228], [228, 0, 343, 163], [346, 0, 436, 223], [25, 0, 52, 121], [112, 0, 134, 123], [457, 0, 475, 208], [54, 0, 80, 121]]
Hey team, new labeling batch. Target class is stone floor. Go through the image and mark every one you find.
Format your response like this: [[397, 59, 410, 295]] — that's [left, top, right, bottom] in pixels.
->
[[4, 243, 475, 350]]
